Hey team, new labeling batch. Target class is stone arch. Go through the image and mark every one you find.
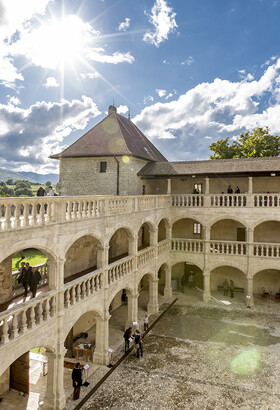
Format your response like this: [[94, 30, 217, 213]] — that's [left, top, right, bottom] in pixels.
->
[[137, 221, 156, 250], [158, 218, 170, 242], [0, 241, 58, 265], [63, 232, 104, 257], [208, 214, 247, 229], [209, 218, 247, 241], [171, 214, 205, 227], [108, 284, 134, 308], [109, 227, 134, 263], [252, 217, 280, 230], [64, 307, 103, 341], [171, 258, 204, 272], [210, 265, 246, 294], [157, 262, 169, 294], [252, 269, 280, 294], [171, 261, 203, 291], [253, 220, 280, 244], [172, 217, 204, 239]]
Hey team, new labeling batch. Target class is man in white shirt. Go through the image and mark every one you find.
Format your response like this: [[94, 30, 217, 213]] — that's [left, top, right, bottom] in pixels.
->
[[48, 185, 57, 196]]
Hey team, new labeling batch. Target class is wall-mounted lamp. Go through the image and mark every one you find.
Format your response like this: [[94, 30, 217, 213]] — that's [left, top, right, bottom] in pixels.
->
[[192, 175, 196, 178], [271, 173, 276, 176]]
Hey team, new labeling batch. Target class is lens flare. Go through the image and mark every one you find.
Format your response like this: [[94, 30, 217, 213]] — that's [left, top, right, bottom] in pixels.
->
[[122, 155, 130, 164], [231, 349, 261, 375]]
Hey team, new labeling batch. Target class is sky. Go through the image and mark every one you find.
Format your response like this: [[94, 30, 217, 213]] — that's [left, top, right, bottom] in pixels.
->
[[0, 0, 280, 174]]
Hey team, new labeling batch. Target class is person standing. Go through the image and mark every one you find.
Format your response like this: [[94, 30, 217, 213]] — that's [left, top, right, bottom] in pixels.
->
[[37, 186, 47, 213], [22, 262, 31, 297], [48, 185, 57, 196], [143, 314, 149, 332], [227, 186, 233, 193], [181, 273, 187, 293], [29, 267, 41, 298], [188, 271, 194, 289], [134, 329, 143, 358], [223, 279, 229, 296], [72, 362, 83, 400], [235, 186, 240, 193], [123, 327, 132, 353], [230, 280, 235, 298]]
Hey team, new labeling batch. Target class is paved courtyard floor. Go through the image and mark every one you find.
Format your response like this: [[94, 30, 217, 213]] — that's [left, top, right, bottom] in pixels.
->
[[1, 289, 280, 409]]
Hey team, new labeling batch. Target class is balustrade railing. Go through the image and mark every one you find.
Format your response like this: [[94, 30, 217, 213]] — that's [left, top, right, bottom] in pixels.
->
[[0, 195, 170, 232], [64, 269, 103, 308], [210, 241, 247, 255], [108, 256, 133, 285], [158, 239, 170, 255], [137, 247, 156, 268], [0, 292, 56, 346], [171, 239, 204, 253], [253, 243, 280, 258], [172, 195, 204, 207], [210, 194, 247, 207]]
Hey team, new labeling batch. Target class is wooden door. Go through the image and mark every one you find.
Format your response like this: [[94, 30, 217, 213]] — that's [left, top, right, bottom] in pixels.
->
[[10, 352, 29, 393]]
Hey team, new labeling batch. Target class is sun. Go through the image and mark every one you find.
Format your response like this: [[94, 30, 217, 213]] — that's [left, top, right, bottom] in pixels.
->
[[26, 15, 98, 70]]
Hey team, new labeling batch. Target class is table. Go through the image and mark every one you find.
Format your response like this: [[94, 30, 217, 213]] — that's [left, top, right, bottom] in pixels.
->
[[75, 345, 93, 362]]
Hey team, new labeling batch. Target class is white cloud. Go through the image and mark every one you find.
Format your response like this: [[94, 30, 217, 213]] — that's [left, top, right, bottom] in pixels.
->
[[133, 57, 280, 161], [80, 71, 101, 79], [165, 92, 173, 99], [181, 56, 194, 66], [156, 89, 167, 97], [163, 59, 170, 64], [0, 96, 101, 172], [87, 49, 134, 64], [117, 105, 129, 114], [0, 55, 23, 87], [143, 0, 178, 47], [43, 77, 59, 88], [144, 96, 154, 104], [118, 18, 130, 31], [8, 96, 20, 105]]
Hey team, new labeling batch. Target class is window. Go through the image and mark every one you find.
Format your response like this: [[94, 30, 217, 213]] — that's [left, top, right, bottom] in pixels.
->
[[100, 162, 107, 173], [193, 223, 201, 234], [194, 183, 202, 194]]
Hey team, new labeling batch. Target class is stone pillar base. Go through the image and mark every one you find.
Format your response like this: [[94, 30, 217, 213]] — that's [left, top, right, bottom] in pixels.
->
[[55, 393, 66, 410], [93, 351, 109, 365], [203, 292, 211, 302], [147, 302, 159, 314], [246, 295, 254, 308], [164, 286, 172, 298]]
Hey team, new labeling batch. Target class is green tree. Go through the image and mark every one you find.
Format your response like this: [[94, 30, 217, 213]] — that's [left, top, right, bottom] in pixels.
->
[[15, 180, 31, 189], [6, 179, 14, 185], [45, 180, 52, 186], [15, 187, 33, 197], [209, 128, 280, 159], [0, 185, 14, 196]]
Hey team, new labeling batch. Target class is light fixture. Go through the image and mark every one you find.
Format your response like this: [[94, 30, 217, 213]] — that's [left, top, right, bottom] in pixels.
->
[[192, 175, 196, 178], [271, 173, 276, 176]]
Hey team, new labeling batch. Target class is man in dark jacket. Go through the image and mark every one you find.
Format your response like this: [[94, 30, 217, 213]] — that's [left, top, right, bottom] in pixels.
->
[[72, 362, 83, 400], [36, 186, 47, 213], [22, 262, 31, 297], [30, 267, 41, 298]]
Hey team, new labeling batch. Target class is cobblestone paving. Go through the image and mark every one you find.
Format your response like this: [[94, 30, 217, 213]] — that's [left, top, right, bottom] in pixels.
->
[[81, 293, 280, 410]]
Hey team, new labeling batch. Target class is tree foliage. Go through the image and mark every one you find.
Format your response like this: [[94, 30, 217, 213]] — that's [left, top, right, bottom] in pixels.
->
[[45, 180, 52, 186], [209, 128, 280, 159]]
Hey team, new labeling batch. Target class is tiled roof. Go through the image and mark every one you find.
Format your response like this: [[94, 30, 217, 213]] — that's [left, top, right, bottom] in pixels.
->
[[50, 106, 167, 162], [138, 157, 280, 176]]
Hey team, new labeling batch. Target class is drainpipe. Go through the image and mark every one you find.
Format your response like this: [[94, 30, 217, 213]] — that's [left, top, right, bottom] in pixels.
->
[[114, 156, 120, 195]]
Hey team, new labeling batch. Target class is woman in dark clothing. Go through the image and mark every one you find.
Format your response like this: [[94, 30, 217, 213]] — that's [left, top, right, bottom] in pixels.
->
[[72, 362, 83, 400], [123, 327, 132, 353]]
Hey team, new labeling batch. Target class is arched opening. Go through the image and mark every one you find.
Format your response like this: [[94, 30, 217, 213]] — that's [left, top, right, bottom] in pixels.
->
[[210, 219, 246, 242], [108, 287, 133, 347], [138, 223, 151, 251], [172, 218, 203, 239], [158, 264, 166, 295], [109, 228, 130, 264], [0, 247, 51, 309], [211, 266, 246, 301], [254, 221, 280, 243], [253, 269, 280, 297], [171, 262, 203, 292], [158, 219, 168, 242], [64, 311, 99, 364], [0, 346, 53, 408], [64, 235, 101, 283]]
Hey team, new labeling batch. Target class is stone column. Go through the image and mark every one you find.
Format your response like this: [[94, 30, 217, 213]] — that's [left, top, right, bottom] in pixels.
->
[[93, 311, 110, 365], [46, 258, 55, 290], [167, 178, 172, 194], [163, 265, 172, 298], [0, 257, 12, 304], [248, 176, 253, 193], [150, 228, 158, 246], [203, 271, 211, 302], [147, 278, 159, 313], [246, 276, 254, 307], [126, 293, 138, 329], [97, 245, 109, 269], [55, 344, 66, 409], [43, 351, 57, 409], [205, 177, 209, 194]]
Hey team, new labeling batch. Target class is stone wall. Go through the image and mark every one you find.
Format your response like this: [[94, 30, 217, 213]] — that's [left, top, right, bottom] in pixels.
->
[[59, 156, 147, 196], [65, 236, 97, 278], [0, 368, 9, 395], [109, 229, 129, 261], [0, 257, 12, 304]]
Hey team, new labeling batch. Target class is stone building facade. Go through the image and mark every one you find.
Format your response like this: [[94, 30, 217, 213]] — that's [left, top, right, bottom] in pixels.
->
[[0, 108, 280, 408]]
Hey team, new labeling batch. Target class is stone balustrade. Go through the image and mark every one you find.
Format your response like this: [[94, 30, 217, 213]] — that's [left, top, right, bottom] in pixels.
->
[[0, 292, 56, 346], [0, 195, 171, 232], [158, 239, 170, 255], [210, 241, 247, 255], [171, 239, 204, 253], [172, 193, 280, 208], [137, 247, 156, 268], [108, 256, 134, 285], [253, 243, 280, 258], [64, 269, 103, 308]]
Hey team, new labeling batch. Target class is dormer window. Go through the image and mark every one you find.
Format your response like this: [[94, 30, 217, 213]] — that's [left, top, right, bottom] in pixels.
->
[[100, 162, 107, 173]]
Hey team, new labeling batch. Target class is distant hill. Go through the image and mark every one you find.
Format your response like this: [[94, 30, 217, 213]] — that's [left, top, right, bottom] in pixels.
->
[[0, 168, 59, 184], [20, 171, 59, 184], [0, 168, 35, 182]]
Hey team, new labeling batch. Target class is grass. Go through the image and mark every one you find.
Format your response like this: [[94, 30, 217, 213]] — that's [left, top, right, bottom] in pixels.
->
[[12, 249, 47, 271]]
